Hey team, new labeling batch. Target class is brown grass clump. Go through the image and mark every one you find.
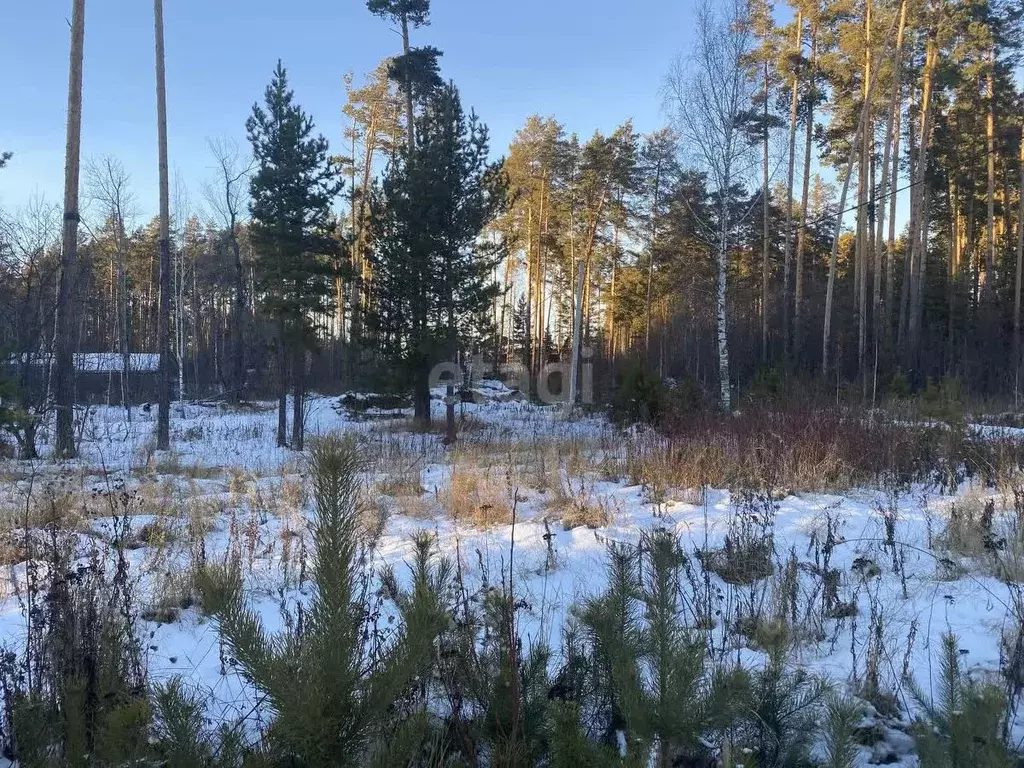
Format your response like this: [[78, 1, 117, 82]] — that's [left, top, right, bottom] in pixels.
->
[[281, 476, 307, 513], [377, 468, 424, 498], [936, 485, 1024, 582], [440, 452, 512, 527], [699, 537, 774, 585], [650, 404, 1024, 494], [941, 490, 1000, 558], [389, 494, 436, 520], [0, 536, 27, 566], [545, 476, 614, 531], [227, 466, 251, 496]]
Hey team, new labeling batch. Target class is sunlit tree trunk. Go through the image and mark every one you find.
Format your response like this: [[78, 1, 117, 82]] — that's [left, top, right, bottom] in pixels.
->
[[53, 0, 85, 459], [154, 0, 172, 449], [794, 23, 817, 366], [782, 10, 802, 364]]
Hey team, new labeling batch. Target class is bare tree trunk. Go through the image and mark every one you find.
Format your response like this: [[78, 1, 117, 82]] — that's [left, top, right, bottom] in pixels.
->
[[292, 347, 304, 451], [568, 263, 586, 413], [794, 23, 817, 365], [782, 10, 802, 364], [878, 1, 906, 349], [276, 319, 288, 447], [524, 204, 534, 395], [537, 174, 547, 378], [825, 2, 900, 378], [761, 61, 771, 365], [154, 0, 172, 450], [823, 136, 862, 379], [718, 185, 732, 412], [1015, 135, 1024, 397], [947, 176, 959, 373], [401, 14, 415, 156], [645, 158, 662, 358], [53, 0, 85, 459], [906, 34, 938, 368], [984, 46, 997, 297], [230, 221, 245, 399], [857, 0, 872, 391]]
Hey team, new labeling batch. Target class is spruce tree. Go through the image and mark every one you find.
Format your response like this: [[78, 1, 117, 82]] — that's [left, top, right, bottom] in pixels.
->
[[370, 82, 505, 428], [246, 61, 343, 449]]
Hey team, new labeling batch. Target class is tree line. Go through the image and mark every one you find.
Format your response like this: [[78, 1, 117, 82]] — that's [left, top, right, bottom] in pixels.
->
[[3, 0, 1024, 456]]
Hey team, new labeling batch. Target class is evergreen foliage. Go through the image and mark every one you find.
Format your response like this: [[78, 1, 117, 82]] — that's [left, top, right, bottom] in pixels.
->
[[370, 82, 506, 422], [909, 633, 1016, 768], [247, 61, 343, 448], [200, 435, 452, 766], [365, 0, 443, 110]]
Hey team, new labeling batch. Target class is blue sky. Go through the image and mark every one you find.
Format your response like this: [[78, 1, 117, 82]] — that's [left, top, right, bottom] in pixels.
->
[[1, 0, 694, 218]]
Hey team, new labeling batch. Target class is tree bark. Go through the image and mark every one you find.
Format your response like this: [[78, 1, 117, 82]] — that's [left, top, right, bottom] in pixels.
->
[[230, 215, 245, 399], [154, 0, 172, 450], [292, 347, 305, 451], [717, 181, 732, 411], [645, 156, 662, 358], [1015, 135, 1024, 395], [277, 319, 288, 447], [877, 0, 906, 350], [984, 46, 997, 297], [782, 10, 802, 364], [53, 0, 85, 459], [568, 263, 586, 413], [761, 60, 771, 365], [857, 0, 872, 392], [794, 23, 817, 366], [906, 33, 938, 369]]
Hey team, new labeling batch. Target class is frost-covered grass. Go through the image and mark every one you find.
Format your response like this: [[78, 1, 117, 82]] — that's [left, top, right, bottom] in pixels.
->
[[3, 389, 1024, 762]]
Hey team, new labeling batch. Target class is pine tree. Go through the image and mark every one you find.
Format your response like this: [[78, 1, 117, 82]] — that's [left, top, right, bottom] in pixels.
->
[[154, 0, 173, 450], [370, 82, 505, 430], [365, 0, 442, 156], [53, 0, 85, 459], [200, 436, 452, 766], [0, 152, 11, 169], [246, 62, 343, 449]]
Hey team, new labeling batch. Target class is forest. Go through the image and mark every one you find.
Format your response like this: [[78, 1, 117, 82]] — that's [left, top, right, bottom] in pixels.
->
[[4, 0, 1024, 766], [3, 0, 1024, 456]]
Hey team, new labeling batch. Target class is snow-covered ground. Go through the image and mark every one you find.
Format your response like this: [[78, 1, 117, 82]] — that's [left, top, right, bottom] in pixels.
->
[[1, 387, 1023, 761]]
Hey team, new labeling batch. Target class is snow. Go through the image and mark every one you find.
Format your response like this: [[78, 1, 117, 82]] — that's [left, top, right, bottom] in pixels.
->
[[4, 352, 160, 373], [1, 391, 1023, 758]]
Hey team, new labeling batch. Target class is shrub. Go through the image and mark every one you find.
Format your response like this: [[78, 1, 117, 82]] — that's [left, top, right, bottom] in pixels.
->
[[611, 361, 664, 425], [576, 531, 736, 765], [910, 633, 1016, 768], [0, 524, 149, 765], [200, 435, 453, 766]]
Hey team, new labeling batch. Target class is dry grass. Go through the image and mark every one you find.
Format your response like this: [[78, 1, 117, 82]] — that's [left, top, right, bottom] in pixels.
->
[[937, 484, 1024, 582], [227, 466, 251, 496], [545, 476, 614, 530], [439, 451, 512, 527], [388, 494, 436, 520]]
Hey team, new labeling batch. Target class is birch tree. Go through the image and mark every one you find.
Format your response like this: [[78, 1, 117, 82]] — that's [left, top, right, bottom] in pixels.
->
[[667, 0, 760, 411], [86, 157, 135, 412]]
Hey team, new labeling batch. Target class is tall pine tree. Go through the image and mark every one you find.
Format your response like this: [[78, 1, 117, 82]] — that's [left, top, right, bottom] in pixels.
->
[[365, 0, 442, 156], [370, 83, 505, 431], [247, 61, 343, 450]]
